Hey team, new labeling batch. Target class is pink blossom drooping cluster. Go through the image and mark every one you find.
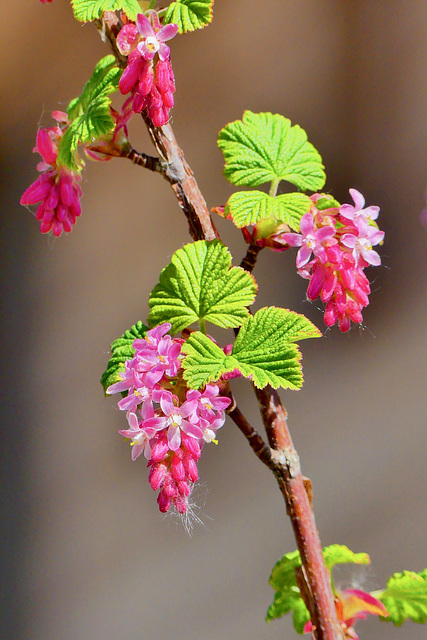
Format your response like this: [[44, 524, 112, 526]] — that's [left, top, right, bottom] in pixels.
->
[[117, 11, 178, 127], [281, 190, 384, 332], [20, 112, 82, 237], [107, 323, 231, 514]]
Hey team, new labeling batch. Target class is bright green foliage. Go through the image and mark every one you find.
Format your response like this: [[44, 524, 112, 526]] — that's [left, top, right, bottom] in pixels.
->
[[267, 549, 310, 633], [100, 321, 147, 394], [71, 0, 141, 22], [57, 56, 121, 170], [148, 240, 257, 334], [267, 545, 372, 633], [163, 0, 214, 33], [217, 111, 326, 191], [315, 195, 341, 211], [322, 544, 371, 568], [181, 307, 320, 390], [225, 191, 311, 231], [377, 570, 427, 626]]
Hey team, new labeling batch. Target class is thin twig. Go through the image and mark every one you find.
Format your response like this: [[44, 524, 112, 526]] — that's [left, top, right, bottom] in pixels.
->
[[124, 148, 162, 173], [240, 243, 262, 273], [228, 404, 274, 470]]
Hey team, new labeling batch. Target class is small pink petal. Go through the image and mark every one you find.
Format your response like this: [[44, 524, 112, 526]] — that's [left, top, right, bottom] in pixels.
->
[[137, 13, 155, 38], [296, 244, 313, 268], [349, 188, 365, 210], [361, 248, 381, 266], [158, 42, 171, 61], [158, 23, 179, 42], [36, 128, 57, 165], [299, 212, 314, 236], [315, 225, 336, 242], [20, 178, 51, 205]]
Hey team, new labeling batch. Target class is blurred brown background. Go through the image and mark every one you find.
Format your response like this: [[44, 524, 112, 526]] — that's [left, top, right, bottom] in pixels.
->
[[1, 1, 426, 639]]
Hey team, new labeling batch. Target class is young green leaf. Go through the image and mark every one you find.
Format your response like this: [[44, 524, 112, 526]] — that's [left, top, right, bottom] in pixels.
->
[[322, 544, 370, 569], [57, 55, 121, 170], [315, 195, 341, 210], [100, 321, 147, 394], [72, 0, 141, 22], [181, 307, 321, 389], [225, 191, 311, 231], [163, 0, 214, 33], [267, 549, 309, 630], [148, 240, 257, 334], [267, 545, 371, 630], [377, 570, 427, 626], [218, 111, 326, 191]]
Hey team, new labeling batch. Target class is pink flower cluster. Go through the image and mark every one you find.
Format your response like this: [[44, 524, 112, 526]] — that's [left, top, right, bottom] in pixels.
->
[[117, 11, 178, 127], [107, 323, 231, 514], [20, 112, 82, 237], [281, 190, 384, 332]]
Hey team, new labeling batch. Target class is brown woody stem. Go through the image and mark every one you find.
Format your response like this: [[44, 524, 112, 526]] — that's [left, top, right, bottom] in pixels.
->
[[97, 16, 343, 640], [141, 118, 343, 639], [240, 243, 262, 273]]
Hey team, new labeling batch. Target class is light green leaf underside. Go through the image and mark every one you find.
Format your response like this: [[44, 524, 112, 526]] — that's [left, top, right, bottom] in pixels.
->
[[218, 111, 326, 191], [377, 570, 427, 626], [226, 191, 311, 231], [100, 321, 147, 394], [267, 545, 371, 632], [148, 240, 257, 334], [181, 307, 320, 390], [71, 0, 141, 21], [163, 0, 214, 33], [57, 55, 121, 170]]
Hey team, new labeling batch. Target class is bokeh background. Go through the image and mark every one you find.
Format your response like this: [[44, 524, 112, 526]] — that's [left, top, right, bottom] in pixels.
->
[[1, 1, 426, 639]]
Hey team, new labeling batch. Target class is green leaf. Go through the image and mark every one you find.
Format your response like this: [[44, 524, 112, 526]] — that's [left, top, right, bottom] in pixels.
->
[[181, 307, 321, 389], [267, 545, 371, 631], [377, 570, 427, 626], [71, 0, 141, 21], [57, 55, 121, 170], [267, 550, 310, 631], [100, 321, 147, 394], [322, 544, 370, 569], [163, 0, 214, 33], [315, 195, 341, 210], [269, 549, 302, 592], [148, 240, 257, 334], [225, 190, 311, 231], [218, 111, 326, 191]]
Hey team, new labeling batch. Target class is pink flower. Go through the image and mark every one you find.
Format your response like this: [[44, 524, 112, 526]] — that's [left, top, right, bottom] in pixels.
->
[[20, 115, 82, 237], [108, 322, 232, 513], [143, 390, 202, 451], [118, 409, 155, 461], [282, 192, 384, 332], [149, 432, 201, 513], [187, 384, 231, 443], [136, 12, 178, 61], [281, 212, 336, 268], [304, 587, 387, 639], [341, 217, 385, 267], [339, 188, 380, 224], [117, 11, 178, 127]]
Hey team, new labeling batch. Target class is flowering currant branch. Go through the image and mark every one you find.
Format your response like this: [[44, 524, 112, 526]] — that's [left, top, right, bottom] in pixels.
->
[[22, 2, 427, 640]]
